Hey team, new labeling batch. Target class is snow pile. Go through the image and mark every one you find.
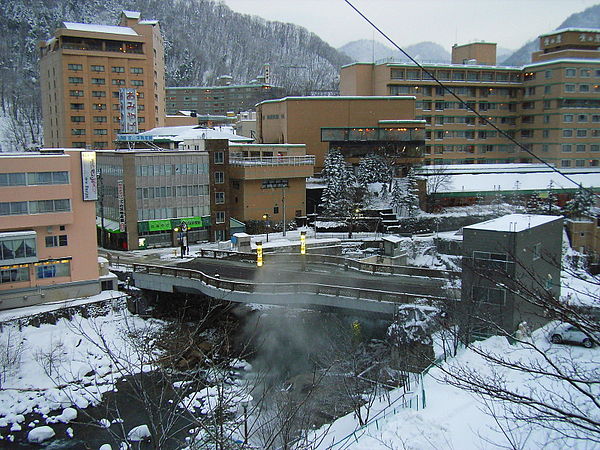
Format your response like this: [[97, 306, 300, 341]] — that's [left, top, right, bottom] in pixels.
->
[[0, 303, 164, 431], [127, 424, 151, 441], [316, 322, 600, 449], [27, 425, 55, 443]]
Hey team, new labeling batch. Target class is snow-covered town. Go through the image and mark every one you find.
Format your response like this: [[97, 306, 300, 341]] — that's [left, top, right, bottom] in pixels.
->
[[1, 1, 600, 449]]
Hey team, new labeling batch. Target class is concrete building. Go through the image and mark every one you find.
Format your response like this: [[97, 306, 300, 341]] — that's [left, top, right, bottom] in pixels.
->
[[228, 144, 315, 223], [461, 214, 563, 335], [166, 82, 286, 116], [340, 28, 600, 169], [0, 149, 100, 309], [256, 96, 425, 172], [40, 10, 166, 149]]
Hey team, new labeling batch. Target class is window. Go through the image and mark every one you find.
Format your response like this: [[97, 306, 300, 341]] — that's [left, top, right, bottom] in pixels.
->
[[92, 104, 107, 110], [576, 159, 586, 167], [579, 84, 590, 93], [93, 142, 108, 149], [564, 114, 573, 123], [69, 90, 84, 97], [563, 129, 573, 138], [0, 235, 36, 261], [273, 205, 279, 214], [131, 67, 143, 74], [215, 192, 225, 204], [0, 202, 27, 216], [70, 103, 84, 110], [561, 160, 571, 167], [544, 85, 552, 94], [214, 151, 224, 164], [112, 79, 125, 85], [215, 172, 224, 184], [29, 199, 70, 214], [576, 129, 587, 137], [562, 144, 572, 152], [92, 91, 106, 98], [71, 116, 85, 123], [533, 243, 541, 260], [93, 116, 107, 123], [577, 114, 588, 123], [111, 66, 125, 73], [545, 70, 552, 79], [91, 78, 105, 85], [0, 267, 29, 284], [576, 144, 586, 152], [581, 68, 592, 77], [67, 63, 82, 71], [564, 84, 576, 93], [0, 173, 26, 186], [36, 260, 70, 279], [71, 129, 85, 135], [45, 235, 68, 247], [215, 211, 225, 224], [91, 65, 105, 72], [472, 286, 506, 305], [591, 144, 600, 152], [565, 68, 576, 77], [93, 129, 107, 135], [131, 80, 144, 86]]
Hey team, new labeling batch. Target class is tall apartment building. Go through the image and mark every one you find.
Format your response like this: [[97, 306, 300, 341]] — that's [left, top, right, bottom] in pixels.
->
[[340, 28, 600, 169], [40, 11, 166, 149], [0, 150, 100, 309]]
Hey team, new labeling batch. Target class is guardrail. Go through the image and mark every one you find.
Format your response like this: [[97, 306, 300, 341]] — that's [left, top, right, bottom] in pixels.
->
[[191, 249, 459, 280], [132, 263, 445, 305]]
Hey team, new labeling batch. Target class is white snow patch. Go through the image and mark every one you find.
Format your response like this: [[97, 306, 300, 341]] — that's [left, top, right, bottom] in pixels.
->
[[27, 426, 55, 443]]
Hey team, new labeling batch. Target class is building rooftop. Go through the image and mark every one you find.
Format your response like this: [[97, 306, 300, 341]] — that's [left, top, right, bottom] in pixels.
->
[[61, 22, 138, 36], [259, 95, 416, 105], [540, 27, 600, 38], [137, 126, 252, 142], [464, 214, 562, 233]]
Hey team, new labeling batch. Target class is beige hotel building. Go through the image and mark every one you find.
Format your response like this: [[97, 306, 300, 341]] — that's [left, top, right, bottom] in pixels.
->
[[340, 28, 600, 169], [40, 11, 166, 149]]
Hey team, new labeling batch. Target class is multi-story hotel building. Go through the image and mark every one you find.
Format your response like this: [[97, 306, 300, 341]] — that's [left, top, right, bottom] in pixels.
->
[[256, 96, 425, 173], [0, 149, 100, 309], [166, 83, 286, 116], [340, 28, 600, 169], [40, 11, 166, 149]]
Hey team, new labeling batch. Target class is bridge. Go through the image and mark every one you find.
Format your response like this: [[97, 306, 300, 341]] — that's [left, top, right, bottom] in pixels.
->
[[131, 252, 459, 316]]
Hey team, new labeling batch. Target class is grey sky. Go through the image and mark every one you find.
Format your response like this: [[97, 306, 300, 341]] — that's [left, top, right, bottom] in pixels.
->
[[220, 0, 599, 51]]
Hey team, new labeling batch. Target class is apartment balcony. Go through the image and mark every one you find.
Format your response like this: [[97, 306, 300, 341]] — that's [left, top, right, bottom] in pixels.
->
[[228, 155, 315, 180], [321, 127, 425, 143]]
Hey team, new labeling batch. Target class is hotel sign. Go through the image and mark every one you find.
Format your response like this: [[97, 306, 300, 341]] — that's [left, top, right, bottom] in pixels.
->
[[119, 88, 138, 134], [80, 151, 98, 201], [118, 180, 126, 232]]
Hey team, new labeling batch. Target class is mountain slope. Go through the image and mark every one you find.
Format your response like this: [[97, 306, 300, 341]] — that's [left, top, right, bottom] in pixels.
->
[[502, 4, 600, 65], [338, 39, 450, 63]]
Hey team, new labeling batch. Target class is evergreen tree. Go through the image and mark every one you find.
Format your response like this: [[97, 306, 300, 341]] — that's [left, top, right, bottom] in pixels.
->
[[319, 148, 357, 217], [563, 184, 594, 218], [357, 153, 392, 186], [390, 179, 402, 215], [401, 170, 421, 218], [526, 192, 544, 214], [545, 181, 560, 214]]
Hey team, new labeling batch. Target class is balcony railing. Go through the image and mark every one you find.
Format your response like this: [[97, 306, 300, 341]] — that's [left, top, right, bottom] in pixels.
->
[[229, 155, 315, 167], [321, 127, 425, 143]]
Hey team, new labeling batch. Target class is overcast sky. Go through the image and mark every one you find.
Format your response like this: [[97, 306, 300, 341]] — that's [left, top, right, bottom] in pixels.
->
[[220, 0, 599, 51]]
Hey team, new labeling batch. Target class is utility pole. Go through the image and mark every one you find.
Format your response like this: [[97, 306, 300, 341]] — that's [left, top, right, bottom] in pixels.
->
[[282, 185, 287, 237]]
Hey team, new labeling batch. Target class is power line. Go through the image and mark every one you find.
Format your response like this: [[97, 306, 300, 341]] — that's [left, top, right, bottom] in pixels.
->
[[343, 0, 598, 197]]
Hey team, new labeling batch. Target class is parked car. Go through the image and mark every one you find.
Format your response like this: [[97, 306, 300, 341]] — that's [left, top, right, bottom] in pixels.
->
[[549, 323, 599, 348]]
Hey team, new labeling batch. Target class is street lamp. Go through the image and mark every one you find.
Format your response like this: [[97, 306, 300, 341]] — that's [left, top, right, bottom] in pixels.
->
[[300, 230, 306, 272], [348, 207, 360, 239], [262, 213, 269, 242]]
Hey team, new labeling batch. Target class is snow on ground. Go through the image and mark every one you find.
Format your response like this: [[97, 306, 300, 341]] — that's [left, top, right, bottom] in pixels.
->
[[316, 322, 600, 450], [0, 296, 164, 436]]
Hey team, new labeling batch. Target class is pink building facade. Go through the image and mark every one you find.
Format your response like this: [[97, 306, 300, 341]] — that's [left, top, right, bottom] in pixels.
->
[[0, 149, 100, 309]]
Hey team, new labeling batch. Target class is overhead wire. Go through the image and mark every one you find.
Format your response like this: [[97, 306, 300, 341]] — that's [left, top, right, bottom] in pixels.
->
[[343, 0, 598, 197]]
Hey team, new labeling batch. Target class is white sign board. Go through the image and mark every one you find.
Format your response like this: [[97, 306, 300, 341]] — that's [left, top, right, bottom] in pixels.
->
[[80, 151, 98, 201], [118, 180, 126, 232], [119, 88, 138, 134]]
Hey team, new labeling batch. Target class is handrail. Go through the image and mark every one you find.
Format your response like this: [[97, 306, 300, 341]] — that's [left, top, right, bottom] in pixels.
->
[[191, 249, 459, 280], [132, 263, 445, 304]]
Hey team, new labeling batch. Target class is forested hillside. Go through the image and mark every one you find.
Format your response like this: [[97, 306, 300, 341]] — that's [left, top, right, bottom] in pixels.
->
[[0, 0, 351, 150]]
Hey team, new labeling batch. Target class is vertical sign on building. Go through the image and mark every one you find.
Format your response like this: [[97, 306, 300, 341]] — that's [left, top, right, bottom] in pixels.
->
[[119, 88, 138, 134], [263, 63, 271, 85], [80, 151, 98, 201], [118, 180, 126, 232]]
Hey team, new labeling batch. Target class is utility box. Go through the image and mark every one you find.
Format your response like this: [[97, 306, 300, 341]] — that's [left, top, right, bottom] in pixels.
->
[[232, 232, 251, 253]]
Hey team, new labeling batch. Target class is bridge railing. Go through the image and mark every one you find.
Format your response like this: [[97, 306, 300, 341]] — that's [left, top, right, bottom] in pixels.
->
[[194, 249, 458, 280], [132, 263, 445, 305]]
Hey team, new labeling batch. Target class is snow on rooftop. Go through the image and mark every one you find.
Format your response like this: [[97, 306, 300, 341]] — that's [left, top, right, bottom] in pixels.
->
[[139, 126, 252, 142], [416, 163, 553, 175], [382, 235, 403, 243], [464, 214, 562, 232], [122, 10, 141, 19], [62, 22, 138, 36], [540, 27, 600, 37], [434, 171, 598, 194]]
